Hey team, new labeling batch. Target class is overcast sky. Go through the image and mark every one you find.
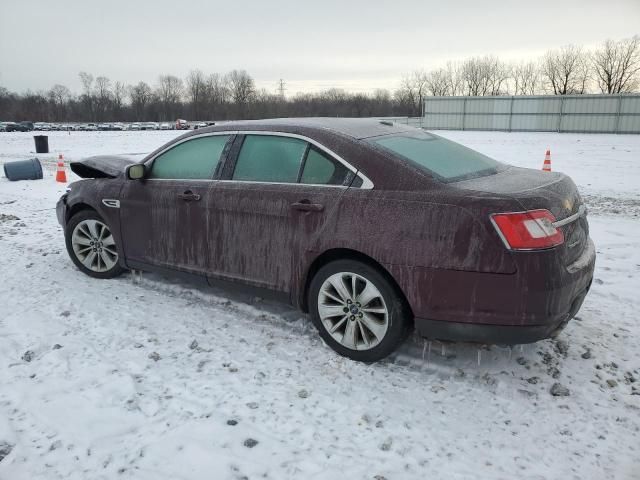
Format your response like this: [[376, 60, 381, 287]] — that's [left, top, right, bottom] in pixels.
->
[[1, 0, 638, 96]]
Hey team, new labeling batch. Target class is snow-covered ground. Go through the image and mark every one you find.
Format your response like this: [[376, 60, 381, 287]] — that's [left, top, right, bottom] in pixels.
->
[[0, 130, 639, 480]]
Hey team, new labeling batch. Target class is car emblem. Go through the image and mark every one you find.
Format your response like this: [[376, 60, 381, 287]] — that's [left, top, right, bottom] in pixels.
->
[[102, 199, 120, 208]]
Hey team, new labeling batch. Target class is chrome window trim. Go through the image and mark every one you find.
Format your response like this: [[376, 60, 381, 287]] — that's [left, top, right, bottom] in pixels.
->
[[552, 204, 587, 228], [143, 178, 217, 182], [144, 130, 374, 189], [143, 178, 348, 189], [217, 179, 348, 188]]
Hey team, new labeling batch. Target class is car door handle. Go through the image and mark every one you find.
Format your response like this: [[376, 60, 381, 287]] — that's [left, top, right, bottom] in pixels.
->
[[290, 200, 324, 212], [177, 190, 201, 202]]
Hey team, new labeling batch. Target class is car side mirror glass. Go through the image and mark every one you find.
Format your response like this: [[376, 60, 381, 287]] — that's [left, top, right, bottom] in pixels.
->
[[127, 164, 146, 180]]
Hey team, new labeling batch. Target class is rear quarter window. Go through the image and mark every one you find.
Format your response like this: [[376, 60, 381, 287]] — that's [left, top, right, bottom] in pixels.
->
[[300, 147, 349, 185]]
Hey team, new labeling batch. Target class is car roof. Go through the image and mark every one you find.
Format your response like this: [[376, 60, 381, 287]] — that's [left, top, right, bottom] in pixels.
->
[[202, 117, 416, 140]]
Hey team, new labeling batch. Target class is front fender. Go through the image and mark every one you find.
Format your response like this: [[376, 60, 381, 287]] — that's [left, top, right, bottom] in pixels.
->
[[63, 179, 126, 267]]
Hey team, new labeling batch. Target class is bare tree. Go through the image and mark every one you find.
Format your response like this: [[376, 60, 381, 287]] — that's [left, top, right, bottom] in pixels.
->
[[186, 69, 206, 119], [226, 70, 255, 104], [541, 45, 590, 95], [79, 72, 93, 94], [396, 70, 428, 115], [48, 84, 71, 121], [425, 69, 450, 96], [94, 76, 112, 121], [157, 75, 183, 120], [371, 88, 392, 116], [112, 81, 127, 119], [461, 56, 509, 96], [512, 61, 540, 95], [349, 93, 371, 116], [444, 62, 464, 96], [592, 36, 640, 94], [226, 70, 255, 118], [203, 73, 229, 119], [78, 71, 95, 120], [129, 81, 153, 121]]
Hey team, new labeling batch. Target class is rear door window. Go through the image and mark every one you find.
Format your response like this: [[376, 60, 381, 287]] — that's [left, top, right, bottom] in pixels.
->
[[149, 135, 230, 179], [370, 131, 504, 182], [232, 135, 306, 183]]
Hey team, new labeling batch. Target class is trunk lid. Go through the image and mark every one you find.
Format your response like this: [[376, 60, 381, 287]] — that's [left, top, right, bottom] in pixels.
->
[[70, 155, 137, 178], [452, 166, 589, 265]]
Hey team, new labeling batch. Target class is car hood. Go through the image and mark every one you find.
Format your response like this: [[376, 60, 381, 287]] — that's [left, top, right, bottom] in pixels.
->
[[70, 155, 137, 178]]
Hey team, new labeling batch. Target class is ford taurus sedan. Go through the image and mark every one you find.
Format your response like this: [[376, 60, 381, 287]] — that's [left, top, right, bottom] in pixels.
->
[[56, 118, 595, 362]]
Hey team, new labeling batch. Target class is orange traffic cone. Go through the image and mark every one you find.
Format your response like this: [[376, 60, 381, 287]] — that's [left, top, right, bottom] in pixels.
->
[[56, 154, 67, 183], [542, 149, 552, 172]]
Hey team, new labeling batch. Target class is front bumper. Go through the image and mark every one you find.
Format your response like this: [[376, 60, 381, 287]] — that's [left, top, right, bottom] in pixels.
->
[[56, 194, 67, 226]]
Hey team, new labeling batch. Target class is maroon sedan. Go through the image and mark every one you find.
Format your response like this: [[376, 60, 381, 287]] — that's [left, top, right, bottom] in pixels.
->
[[57, 118, 595, 362]]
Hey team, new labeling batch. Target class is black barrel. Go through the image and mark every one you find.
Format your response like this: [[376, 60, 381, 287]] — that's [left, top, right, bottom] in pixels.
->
[[3, 158, 43, 181], [34, 135, 49, 154]]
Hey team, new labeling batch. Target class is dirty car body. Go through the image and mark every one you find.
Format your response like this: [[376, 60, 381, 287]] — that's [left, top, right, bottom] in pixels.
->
[[57, 118, 595, 360]]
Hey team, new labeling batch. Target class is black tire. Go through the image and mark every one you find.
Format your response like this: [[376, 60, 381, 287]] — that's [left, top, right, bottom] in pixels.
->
[[308, 259, 411, 362], [65, 210, 125, 279]]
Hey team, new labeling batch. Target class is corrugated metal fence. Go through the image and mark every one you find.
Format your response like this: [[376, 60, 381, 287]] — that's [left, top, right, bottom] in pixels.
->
[[422, 94, 640, 134]]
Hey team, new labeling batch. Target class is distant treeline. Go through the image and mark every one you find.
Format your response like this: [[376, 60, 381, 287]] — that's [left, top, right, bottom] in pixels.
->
[[1, 36, 638, 122]]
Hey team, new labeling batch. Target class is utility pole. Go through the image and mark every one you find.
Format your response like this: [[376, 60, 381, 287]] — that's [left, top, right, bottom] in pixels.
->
[[277, 79, 286, 99]]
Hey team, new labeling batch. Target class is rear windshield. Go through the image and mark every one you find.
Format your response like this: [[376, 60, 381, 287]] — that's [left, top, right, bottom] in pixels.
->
[[369, 131, 504, 182]]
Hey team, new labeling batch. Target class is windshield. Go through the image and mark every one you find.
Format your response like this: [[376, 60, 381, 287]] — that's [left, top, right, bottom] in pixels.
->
[[369, 131, 505, 182]]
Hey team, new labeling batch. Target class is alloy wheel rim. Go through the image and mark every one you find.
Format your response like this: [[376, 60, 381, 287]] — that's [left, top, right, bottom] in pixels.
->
[[71, 219, 118, 273], [318, 272, 389, 351]]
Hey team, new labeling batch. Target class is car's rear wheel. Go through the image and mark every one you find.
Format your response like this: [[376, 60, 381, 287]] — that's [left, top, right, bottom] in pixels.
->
[[308, 259, 410, 362], [65, 210, 125, 279]]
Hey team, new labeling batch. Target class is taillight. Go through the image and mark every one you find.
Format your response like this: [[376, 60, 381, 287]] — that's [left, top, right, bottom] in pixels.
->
[[491, 209, 564, 250]]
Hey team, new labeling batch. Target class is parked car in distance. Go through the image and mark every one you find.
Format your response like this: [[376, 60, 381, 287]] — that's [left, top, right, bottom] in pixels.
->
[[5, 121, 34, 132], [175, 119, 189, 130], [112, 123, 125, 131], [160, 122, 170, 130], [57, 118, 595, 362], [0, 122, 9, 132], [34, 122, 51, 131]]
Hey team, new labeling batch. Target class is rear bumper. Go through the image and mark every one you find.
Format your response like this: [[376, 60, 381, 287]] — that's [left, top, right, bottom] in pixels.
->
[[390, 237, 596, 344], [414, 278, 590, 344]]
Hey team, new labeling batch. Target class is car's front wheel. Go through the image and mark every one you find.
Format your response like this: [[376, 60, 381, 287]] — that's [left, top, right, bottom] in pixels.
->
[[308, 259, 411, 362], [65, 210, 125, 279]]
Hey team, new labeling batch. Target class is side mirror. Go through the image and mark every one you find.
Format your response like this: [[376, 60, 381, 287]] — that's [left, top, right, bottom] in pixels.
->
[[126, 164, 146, 180]]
